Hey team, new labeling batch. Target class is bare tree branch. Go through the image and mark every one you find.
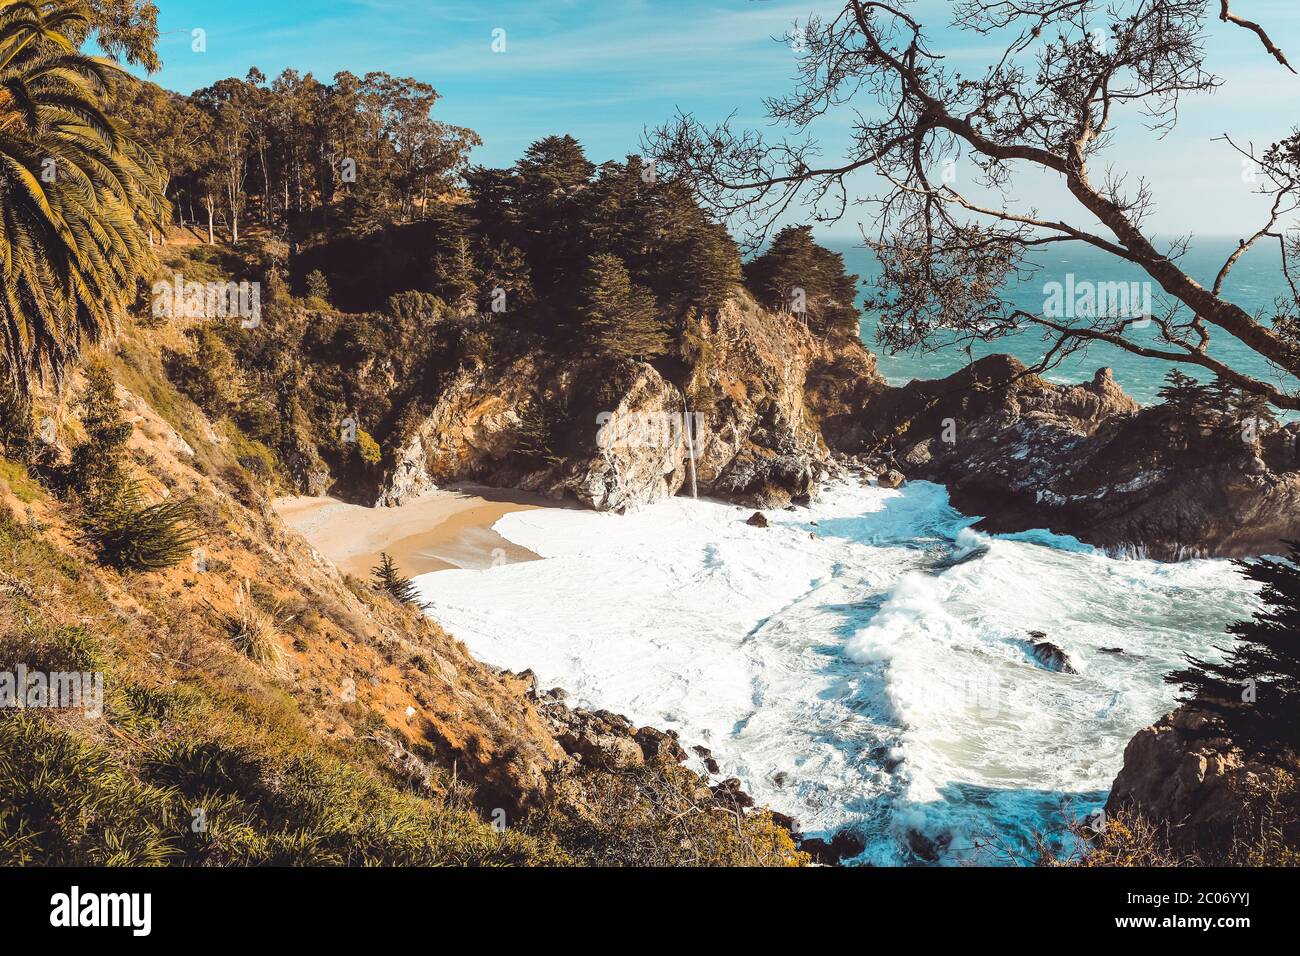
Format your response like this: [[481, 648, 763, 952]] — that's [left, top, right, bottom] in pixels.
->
[[647, 0, 1300, 409], [1219, 0, 1295, 73]]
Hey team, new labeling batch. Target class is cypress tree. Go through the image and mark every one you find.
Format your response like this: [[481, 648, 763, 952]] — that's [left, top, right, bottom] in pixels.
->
[[578, 253, 670, 360], [1166, 542, 1300, 755], [372, 552, 426, 607], [1156, 368, 1213, 422], [743, 224, 860, 336]]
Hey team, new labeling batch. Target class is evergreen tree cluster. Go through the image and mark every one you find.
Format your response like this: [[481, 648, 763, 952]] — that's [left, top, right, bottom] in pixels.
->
[[105, 68, 482, 242], [293, 135, 860, 365], [744, 225, 861, 338], [1156, 368, 1279, 442], [461, 136, 744, 340], [1168, 542, 1300, 756]]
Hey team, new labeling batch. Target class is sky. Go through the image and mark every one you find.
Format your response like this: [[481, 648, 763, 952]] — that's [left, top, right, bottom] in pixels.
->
[[138, 0, 1300, 241]]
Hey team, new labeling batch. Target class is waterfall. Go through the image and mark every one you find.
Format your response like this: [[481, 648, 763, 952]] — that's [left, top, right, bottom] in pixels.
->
[[681, 393, 699, 500]]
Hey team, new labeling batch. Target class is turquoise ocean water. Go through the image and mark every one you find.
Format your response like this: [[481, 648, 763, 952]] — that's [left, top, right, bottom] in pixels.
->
[[836, 238, 1298, 407]]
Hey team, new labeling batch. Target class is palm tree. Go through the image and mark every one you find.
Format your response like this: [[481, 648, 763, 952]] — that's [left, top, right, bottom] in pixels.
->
[[0, 0, 167, 397]]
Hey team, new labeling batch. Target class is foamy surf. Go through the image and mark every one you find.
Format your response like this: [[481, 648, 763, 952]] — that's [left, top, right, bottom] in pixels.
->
[[412, 479, 1258, 865]]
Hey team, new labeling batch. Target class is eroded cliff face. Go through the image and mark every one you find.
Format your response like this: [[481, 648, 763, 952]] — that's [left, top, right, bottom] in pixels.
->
[[377, 296, 882, 511], [855, 354, 1300, 559], [1106, 706, 1298, 855]]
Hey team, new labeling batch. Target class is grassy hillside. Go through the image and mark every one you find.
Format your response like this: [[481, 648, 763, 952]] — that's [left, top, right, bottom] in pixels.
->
[[0, 259, 805, 866]]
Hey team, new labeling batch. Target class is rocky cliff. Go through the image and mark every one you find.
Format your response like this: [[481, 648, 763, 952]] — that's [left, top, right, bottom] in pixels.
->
[[377, 296, 882, 512], [854, 354, 1300, 559], [1105, 705, 1298, 858]]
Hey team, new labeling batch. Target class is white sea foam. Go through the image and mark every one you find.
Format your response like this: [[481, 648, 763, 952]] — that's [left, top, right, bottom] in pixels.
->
[[413, 479, 1258, 865]]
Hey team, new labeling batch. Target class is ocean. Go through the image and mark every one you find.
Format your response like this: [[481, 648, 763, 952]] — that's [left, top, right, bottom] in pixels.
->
[[414, 480, 1258, 865], [836, 237, 1298, 407]]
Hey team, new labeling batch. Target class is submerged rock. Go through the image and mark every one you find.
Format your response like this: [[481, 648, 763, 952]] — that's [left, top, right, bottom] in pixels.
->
[[800, 829, 867, 865], [905, 828, 944, 863], [1027, 631, 1078, 674]]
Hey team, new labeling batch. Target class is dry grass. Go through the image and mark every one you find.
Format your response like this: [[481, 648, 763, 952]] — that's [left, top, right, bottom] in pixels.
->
[[212, 579, 288, 673]]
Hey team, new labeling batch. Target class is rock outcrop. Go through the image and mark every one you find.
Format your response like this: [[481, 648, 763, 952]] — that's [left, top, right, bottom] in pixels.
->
[[855, 354, 1300, 559], [1106, 706, 1298, 854], [376, 296, 882, 511], [1026, 632, 1077, 674], [519, 676, 786, 821]]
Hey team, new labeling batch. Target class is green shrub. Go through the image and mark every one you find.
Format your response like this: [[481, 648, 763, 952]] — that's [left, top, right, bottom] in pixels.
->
[[385, 290, 445, 323], [168, 327, 245, 419], [84, 484, 201, 571], [0, 385, 38, 464], [355, 428, 382, 466], [68, 362, 132, 506], [305, 270, 331, 301]]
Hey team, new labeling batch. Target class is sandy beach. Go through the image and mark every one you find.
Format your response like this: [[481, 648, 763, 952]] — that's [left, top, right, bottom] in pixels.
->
[[273, 484, 553, 579]]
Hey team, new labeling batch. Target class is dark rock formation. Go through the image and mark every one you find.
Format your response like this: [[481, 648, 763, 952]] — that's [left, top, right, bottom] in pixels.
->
[[855, 354, 1300, 559], [745, 511, 769, 528], [691, 744, 721, 775], [634, 726, 689, 764], [711, 777, 755, 809], [800, 829, 867, 865], [525, 685, 779, 826], [1026, 632, 1078, 674]]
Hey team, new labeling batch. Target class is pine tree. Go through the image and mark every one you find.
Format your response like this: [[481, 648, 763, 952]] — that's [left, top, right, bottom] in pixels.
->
[[742, 225, 860, 336], [1166, 542, 1300, 755], [578, 253, 670, 360], [676, 220, 741, 314], [432, 235, 481, 318], [1156, 368, 1212, 420], [1228, 388, 1278, 447], [371, 552, 426, 607], [69, 362, 133, 507]]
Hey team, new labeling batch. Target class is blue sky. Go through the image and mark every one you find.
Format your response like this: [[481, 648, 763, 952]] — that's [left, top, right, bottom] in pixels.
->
[[141, 0, 1300, 240]]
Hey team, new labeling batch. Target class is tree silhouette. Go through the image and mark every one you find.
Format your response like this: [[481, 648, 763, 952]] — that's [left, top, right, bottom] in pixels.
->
[[371, 552, 426, 607], [1167, 542, 1300, 756], [647, 0, 1300, 410]]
